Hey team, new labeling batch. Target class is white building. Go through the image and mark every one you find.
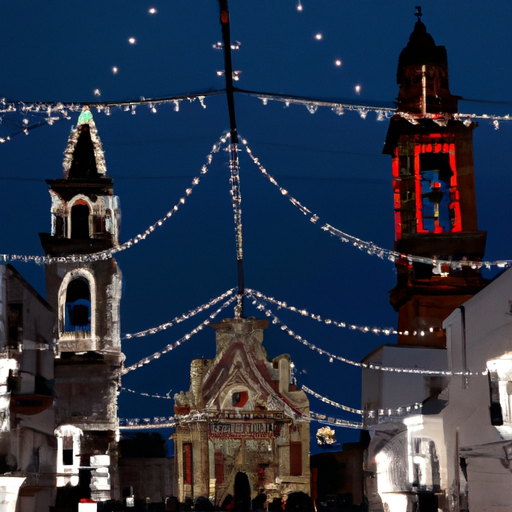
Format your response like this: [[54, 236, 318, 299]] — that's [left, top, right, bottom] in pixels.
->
[[363, 267, 512, 512]]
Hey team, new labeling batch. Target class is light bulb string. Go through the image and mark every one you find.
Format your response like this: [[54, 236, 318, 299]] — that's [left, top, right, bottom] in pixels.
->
[[119, 387, 173, 400], [119, 375, 422, 423], [121, 294, 237, 375], [247, 90, 512, 124], [118, 411, 362, 430], [122, 288, 236, 340], [0, 133, 229, 265], [246, 288, 397, 336], [308, 411, 362, 429], [249, 294, 362, 368], [3, 91, 512, 125], [227, 140, 244, 263], [240, 137, 512, 271], [249, 294, 488, 377], [301, 385, 362, 415], [303, 385, 426, 421]]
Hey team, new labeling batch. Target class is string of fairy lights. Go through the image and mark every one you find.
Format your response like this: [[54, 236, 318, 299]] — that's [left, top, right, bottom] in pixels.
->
[[302, 384, 426, 422], [0, 132, 226, 265], [2, 89, 512, 146], [2, 128, 512, 272], [122, 288, 236, 340], [240, 136, 512, 271], [122, 294, 237, 375], [118, 410, 362, 430], [245, 288, 397, 337]]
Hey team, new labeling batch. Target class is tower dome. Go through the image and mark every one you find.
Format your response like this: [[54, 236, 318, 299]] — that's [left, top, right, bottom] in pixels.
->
[[395, 14, 458, 114]]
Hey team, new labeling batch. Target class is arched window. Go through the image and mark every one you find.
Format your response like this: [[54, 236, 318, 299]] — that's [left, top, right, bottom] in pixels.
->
[[71, 203, 90, 239], [64, 278, 91, 332]]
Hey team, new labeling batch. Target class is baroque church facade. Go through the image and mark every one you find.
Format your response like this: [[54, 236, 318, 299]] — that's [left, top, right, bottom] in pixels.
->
[[173, 317, 311, 507]]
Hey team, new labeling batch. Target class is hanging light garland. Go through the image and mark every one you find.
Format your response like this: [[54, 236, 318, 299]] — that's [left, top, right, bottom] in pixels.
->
[[123, 288, 235, 340], [3, 89, 511, 144], [119, 379, 423, 423], [302, 385, 362, 415], [308, 411, 362, 429], [246, 288, 397, 336], [0, 133, 229, 265], [250, 294, 363, 368], [120, 387, 173, 400], [303, 384, 427, 422], [119, 416, 177, 429], [225, 136, 244, 263], [247, 89, 512, 124], [249, 294, 488, 377], [118, 412, 363, 430], [240, 137, 512, 271], [122, 294, 237, 375], [0, 90, 221, 126]]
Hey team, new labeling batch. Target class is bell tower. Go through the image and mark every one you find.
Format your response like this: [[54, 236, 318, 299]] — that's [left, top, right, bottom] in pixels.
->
[[39, 108, 124, 503], [385, 10, 488, 348]]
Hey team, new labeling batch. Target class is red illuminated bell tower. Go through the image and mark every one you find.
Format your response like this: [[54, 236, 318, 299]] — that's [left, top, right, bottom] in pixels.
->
[[385, 10, 488, 348]]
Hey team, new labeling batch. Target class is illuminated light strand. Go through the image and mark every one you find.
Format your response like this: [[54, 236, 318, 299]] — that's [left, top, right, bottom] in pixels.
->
[[120, 387, 173, 400], [122, 294, 237, 375], [246, 288, 397, 336], [119, 416, 177, 429], [0, 93, 215, 143], [1, 91, 220, 116], [119, 411, 214, 429], [225, 139, 244, 262], [2, 91, 512, 145], [303, 385, 426, 421], [308, 411, 362, 430], [365, 362, 487, 377], [248, 91, 512, 123], [241, 138, 512, 271], [118, 412, 361, 430], [302, 385, 362, 415], [231, 143, 244, 261], [123, 288, 236, 340], [250, 295, 488, 376], [0, 133, 229, 265], [364, 402, 423, 421], [249, 295, 362, 368]]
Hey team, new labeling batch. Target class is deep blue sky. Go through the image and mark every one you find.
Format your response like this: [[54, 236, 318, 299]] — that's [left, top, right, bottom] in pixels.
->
[[1, 2, 512, 453]]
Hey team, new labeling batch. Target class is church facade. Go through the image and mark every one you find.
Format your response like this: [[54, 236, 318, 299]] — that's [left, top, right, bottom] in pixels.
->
[[173, 317, 310, 507]]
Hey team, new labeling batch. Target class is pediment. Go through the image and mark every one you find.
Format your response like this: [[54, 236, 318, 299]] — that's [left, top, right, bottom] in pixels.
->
[[203, 342, 269, 410]]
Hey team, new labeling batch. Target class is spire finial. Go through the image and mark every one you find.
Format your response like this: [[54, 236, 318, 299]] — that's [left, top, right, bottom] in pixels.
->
[[77, 106, 93, 126], [415, 6, 422, 21]]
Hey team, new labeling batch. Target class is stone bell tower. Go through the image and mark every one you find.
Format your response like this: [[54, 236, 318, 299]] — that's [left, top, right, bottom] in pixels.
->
[[39, 108, 124, 503], [384, 10, 488, 348]]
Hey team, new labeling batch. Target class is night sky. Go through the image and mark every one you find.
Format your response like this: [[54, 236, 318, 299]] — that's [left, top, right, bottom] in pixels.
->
[[1, 2, 512, 454]]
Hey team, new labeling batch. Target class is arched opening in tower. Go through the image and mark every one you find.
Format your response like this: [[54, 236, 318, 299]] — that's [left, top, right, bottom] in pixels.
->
[[71, 203, 90, 239], [64, 278, 91, 332]]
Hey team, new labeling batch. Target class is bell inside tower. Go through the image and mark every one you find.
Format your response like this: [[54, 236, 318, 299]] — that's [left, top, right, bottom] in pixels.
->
[[71, 203, 90, 239], [64, 277, 91, 333]]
